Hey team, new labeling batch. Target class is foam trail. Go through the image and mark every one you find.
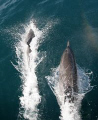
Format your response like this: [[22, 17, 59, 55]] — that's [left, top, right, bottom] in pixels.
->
[[14, 20, 56, 120], [15, 21, 42, 120], [46, 65, 93, 120]]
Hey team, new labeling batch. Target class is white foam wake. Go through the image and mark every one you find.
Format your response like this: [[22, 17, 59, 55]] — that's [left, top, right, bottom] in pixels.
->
[[15, 21, 43, 120], [46, 65, 93, 120], [14, 20, 56, 120]]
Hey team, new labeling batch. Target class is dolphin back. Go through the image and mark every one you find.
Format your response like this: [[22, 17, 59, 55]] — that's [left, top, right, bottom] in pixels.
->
[[26, 29, 35, 46], [59, 42, 78, 95]]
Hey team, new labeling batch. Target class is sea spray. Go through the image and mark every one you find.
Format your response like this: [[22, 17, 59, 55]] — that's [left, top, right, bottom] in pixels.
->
[[14, 20, 57, 120], [15, 21, 42, 120]]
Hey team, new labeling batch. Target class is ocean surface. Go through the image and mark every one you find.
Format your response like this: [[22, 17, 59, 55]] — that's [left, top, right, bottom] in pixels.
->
[[0, 0, 98, 120]]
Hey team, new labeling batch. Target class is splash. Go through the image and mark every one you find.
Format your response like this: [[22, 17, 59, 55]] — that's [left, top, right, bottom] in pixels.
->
[[14, 19, 57, 120], [15, 21, 42, 120], [46, 65, 93, 120]]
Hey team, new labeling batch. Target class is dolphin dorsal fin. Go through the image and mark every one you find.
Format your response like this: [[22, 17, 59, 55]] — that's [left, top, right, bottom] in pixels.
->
[[67, 41, 70, 47]]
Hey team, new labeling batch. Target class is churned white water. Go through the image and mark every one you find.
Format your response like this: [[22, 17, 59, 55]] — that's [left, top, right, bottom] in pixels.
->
[[46, 65, 93, 120], [14, 20, 56, 120], [15, 21, 42, 120]]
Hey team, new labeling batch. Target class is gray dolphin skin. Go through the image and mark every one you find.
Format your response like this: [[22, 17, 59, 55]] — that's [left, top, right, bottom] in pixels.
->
[[59, 41, 78, 101], [25, 29, 35, 64], [26, 29, 35, 51]]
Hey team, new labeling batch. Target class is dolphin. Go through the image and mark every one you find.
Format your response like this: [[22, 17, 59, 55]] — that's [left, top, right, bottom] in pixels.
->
[[59, 41, 78, 102], [25, 29, 35, 65], [26, 29, 35, 52]]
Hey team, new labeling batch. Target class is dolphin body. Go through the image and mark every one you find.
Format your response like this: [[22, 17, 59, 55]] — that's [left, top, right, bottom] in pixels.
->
[[26, 29, 35, 52], [25, 29, 35, 65], [59, 41, 78, 102]]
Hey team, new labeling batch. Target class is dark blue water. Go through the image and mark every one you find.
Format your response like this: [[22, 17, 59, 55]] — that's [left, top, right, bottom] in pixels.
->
[[0, 0, 98, 120]]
